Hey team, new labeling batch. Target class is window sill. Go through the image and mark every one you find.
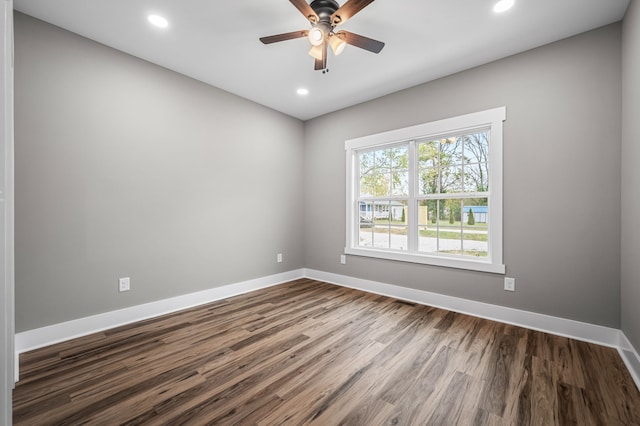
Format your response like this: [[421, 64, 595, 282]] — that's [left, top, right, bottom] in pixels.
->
[[344, 247, 506, 274]]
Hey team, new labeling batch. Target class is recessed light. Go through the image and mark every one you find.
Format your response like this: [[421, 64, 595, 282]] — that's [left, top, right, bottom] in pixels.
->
[[297, 88, 309, 96], [493, 0, 514, 13], [148, 14, 169, 28]]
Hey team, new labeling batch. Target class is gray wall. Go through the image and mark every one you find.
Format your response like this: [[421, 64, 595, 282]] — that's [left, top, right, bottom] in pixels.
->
[[304, 24, 622, 328], [15, 11, 628, 334], [14, 13, 305, 332], [622, 0, 640, 350]]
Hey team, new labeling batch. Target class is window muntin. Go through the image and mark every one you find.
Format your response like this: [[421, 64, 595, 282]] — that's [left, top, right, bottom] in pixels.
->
[[345, 107, 505, 274]]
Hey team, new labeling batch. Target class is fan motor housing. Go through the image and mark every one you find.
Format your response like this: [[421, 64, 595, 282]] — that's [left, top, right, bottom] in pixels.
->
[[310, 0, 339, 23]]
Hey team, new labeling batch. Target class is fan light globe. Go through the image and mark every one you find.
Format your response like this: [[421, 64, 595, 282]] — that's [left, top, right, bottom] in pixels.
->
[[308, 45, 324, 60], [329, 34, 346, 56], [308, 27, 324, 46]]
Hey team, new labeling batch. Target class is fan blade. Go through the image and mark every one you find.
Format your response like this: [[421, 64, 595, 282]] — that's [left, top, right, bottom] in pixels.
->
[[314, 41, 327, 70], [260, 30, 309, 44], [331, 0, 375, 26], [339, 31, 384, 53], [290, 0, 319, 23]]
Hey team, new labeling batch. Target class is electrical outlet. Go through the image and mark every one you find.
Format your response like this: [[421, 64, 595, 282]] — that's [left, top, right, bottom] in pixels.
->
[[504, 277, 515, 292], [119, 277, 130, 292], [277, 253, 283, 263], [340, 255, 346, 264]]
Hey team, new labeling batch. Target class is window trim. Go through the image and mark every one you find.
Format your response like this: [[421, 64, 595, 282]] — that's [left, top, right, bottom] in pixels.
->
[[345, 107, 506, 274]]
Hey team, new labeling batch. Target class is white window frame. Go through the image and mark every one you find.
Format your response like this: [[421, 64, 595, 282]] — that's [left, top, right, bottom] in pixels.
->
[[345, 107, 506, 274]]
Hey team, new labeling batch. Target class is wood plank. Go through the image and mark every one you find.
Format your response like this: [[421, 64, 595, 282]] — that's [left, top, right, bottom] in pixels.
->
[[530, 355, 559, 425]]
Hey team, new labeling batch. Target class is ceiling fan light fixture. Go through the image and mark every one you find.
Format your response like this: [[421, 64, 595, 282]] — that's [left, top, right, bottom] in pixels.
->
[[329, 33, 346, 56], [308, 26, 325, 46], [260, 0, 383, 71], [308, 44, 324, 60]]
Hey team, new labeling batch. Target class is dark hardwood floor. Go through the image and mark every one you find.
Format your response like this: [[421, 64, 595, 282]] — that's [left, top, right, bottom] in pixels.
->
[[13, 279, 640, 425]]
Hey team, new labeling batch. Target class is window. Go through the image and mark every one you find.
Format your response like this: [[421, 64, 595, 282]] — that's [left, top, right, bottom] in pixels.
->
[[345, 107, 505, 274]]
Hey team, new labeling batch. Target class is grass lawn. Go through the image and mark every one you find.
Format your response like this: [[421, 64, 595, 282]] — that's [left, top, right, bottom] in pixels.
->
[[374, 219, 488, 230], [439, 250, 488, 257], [427, 220, 488, 229], [420, 229, 488, 242], [364, 226, 488, 242]]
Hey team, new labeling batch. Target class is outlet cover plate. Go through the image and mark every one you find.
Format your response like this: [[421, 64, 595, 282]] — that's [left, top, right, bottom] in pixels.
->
[[119, 277, 130, 292], [504, 277, 515, 292]]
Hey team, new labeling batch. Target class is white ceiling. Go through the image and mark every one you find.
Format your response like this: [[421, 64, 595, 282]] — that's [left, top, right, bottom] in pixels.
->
[[14, 0, 629, 120]]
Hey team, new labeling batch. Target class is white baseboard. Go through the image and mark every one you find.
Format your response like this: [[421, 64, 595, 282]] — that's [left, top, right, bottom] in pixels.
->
[[618, 331, 640, 391], [304, 269, 621, 347], [14, 269, 305, 366], [14, 267, 640, 392]]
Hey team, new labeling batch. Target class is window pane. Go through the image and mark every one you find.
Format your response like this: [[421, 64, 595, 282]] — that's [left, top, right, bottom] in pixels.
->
[[462, 198, 489, 257], [359, 168, 390, 197], [419, 167, 438, 195], [418, 200, 438, 252], [359, 201, 372, 219], [462, 229, 488, 257], [358, 219, 375, 247], [418, 140, 438, 168], [440, 137, 463, 165], [392, 170, 408, 196], [375, 149, 391, 169], [463, 131, 490, 164], [462, 131, 490, 192], [438, 230, 462, 254], [359, 151, 374, 197], [373, 201, 390, 220], [418, 200, 438, 227], [437, 199, 462, 254], [360, 175, 374, 197], [377, 168, 392, 197], [440, 165, 463, 193], [391, 146, 408, 168], [388, 225, 408, 250], [359, 151, 374, 173], [464, 162, 489, 192], [388, 200, 408, 223]]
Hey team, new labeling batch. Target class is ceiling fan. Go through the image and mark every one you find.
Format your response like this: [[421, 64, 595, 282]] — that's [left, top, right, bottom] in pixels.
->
[[260, 0, 385, 72]]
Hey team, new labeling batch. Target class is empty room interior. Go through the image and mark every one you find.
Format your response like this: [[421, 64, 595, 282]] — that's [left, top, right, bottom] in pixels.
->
[[3, 0, 640, 424]]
